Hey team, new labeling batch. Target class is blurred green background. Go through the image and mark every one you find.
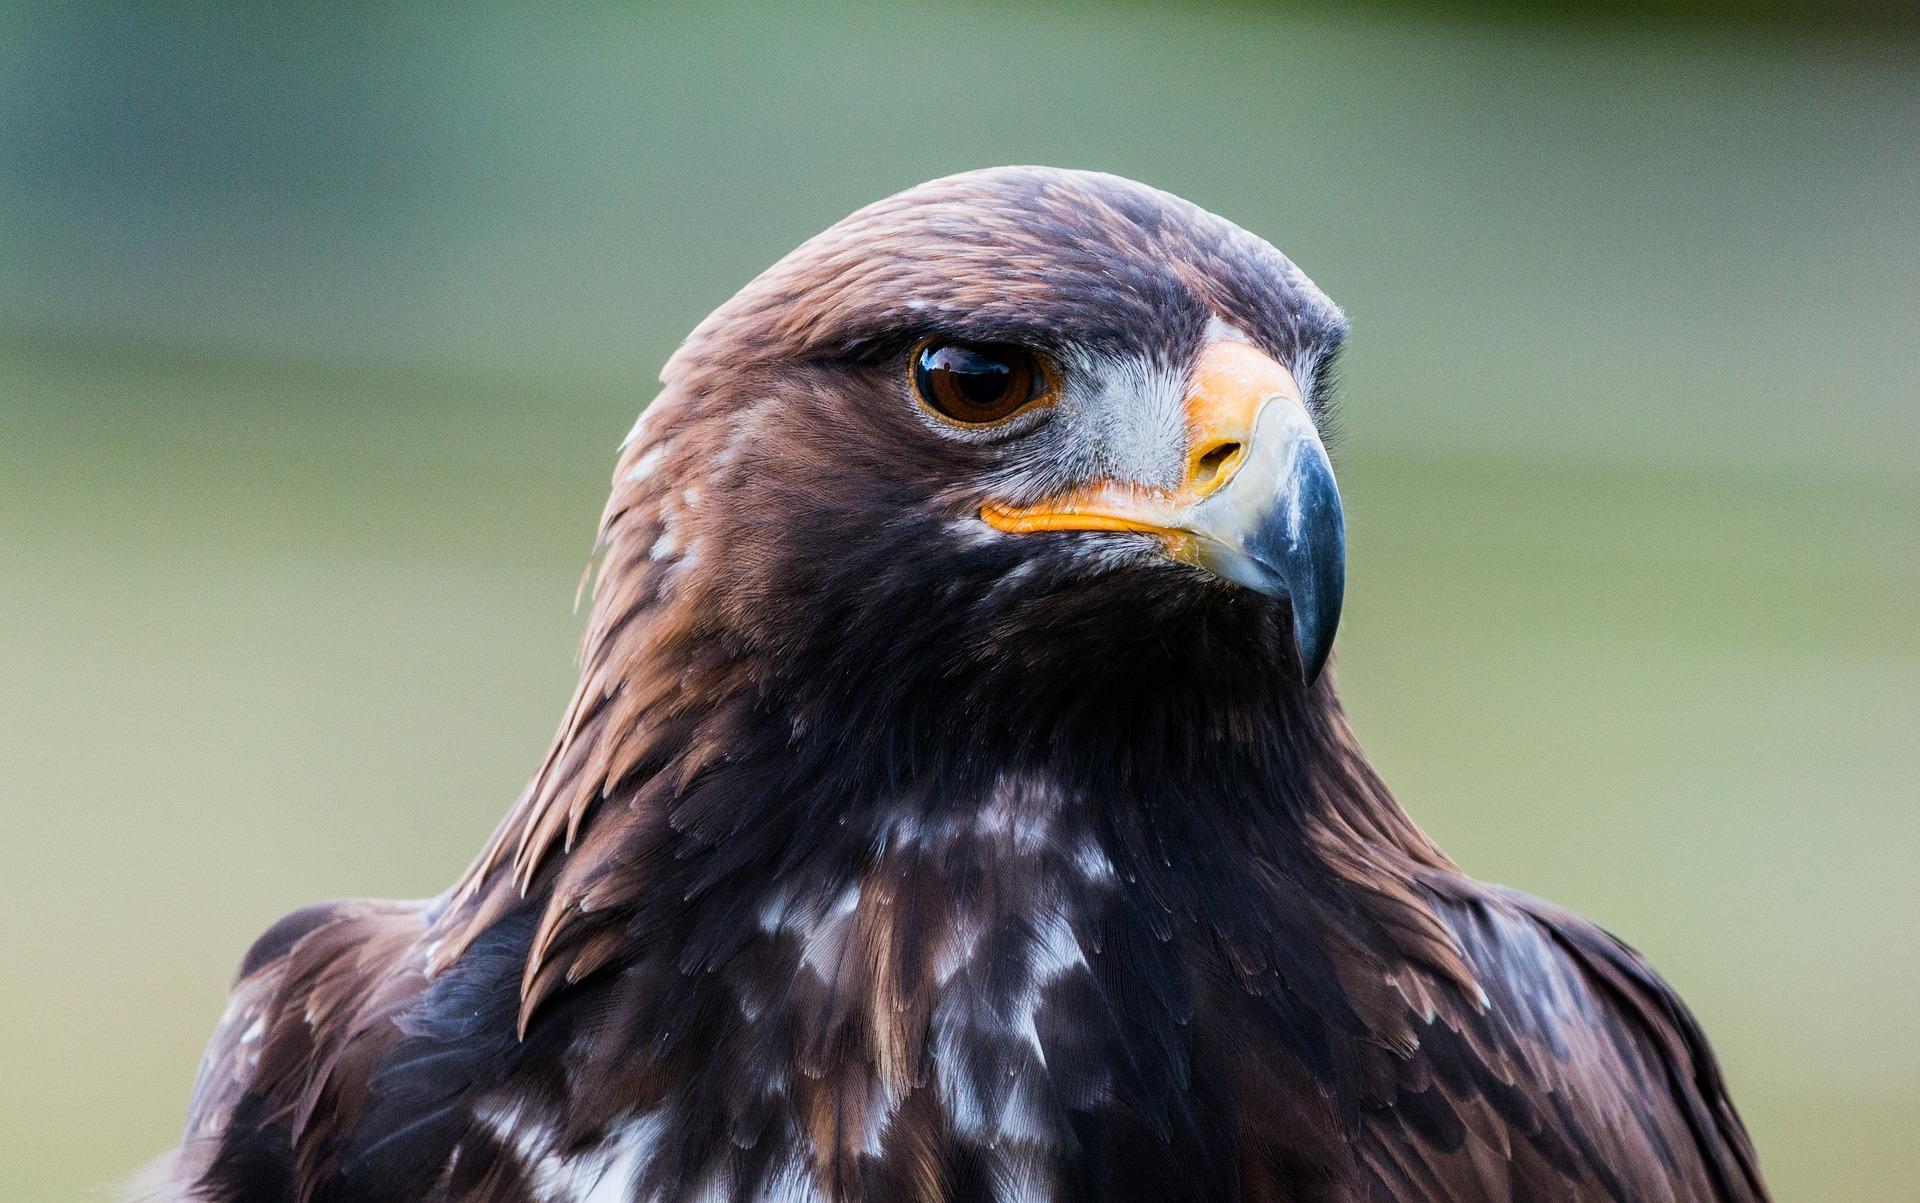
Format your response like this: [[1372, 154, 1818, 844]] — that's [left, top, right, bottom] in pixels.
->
[[4, 2, 1916, 1199]]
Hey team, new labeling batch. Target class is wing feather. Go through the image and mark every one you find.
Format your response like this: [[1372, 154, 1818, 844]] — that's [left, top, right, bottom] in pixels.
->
[[163, 897, 438, 1201], [1352, 885, 1769, 1202]]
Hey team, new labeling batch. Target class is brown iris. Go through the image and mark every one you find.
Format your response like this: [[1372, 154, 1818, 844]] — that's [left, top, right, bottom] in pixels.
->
[[912, 339, 1048, 426]]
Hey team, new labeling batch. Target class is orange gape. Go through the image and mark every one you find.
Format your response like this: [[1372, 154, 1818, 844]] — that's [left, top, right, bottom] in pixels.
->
[[980, 339, 1304, 535]]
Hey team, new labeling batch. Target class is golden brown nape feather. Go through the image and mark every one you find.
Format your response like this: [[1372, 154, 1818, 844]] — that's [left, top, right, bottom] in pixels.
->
[[158, 167, 1766, 1203]]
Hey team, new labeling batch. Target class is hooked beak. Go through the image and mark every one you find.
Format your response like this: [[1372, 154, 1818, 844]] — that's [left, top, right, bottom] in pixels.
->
[[982, 340, 1346, 681]]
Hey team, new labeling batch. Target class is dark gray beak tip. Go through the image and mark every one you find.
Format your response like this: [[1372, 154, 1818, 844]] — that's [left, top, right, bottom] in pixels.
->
[[1291, 553, 1343, 685], [1282, 460, 1344, 686], [1250, 435, 1346, 685]]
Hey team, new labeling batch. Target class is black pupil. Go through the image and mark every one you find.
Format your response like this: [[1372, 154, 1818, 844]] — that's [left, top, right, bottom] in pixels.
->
[[942, 347, 1012, 403], [919, 342, 1031, 421]]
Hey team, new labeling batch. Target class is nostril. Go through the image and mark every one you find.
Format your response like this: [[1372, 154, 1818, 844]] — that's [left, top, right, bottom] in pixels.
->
[[1192, 440, 1244, 489]]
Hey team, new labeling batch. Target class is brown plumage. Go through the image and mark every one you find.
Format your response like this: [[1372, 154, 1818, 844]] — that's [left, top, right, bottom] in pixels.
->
[[146, 167, 1768, 1203]]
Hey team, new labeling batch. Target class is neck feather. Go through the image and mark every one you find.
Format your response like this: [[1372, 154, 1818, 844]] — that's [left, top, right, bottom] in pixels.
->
[[431, 461, 1470, 1038]]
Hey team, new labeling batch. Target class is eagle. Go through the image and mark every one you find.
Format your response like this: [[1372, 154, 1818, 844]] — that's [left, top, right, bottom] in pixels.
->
[[147, 167, 1769, 1203]]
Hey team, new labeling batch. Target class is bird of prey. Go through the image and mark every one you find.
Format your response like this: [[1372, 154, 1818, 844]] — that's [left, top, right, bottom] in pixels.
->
[[147, 167, 1768, 1203]]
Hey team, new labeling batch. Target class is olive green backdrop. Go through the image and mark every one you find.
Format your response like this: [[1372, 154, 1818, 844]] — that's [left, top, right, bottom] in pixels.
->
[[3, 2, 1915, 1199]]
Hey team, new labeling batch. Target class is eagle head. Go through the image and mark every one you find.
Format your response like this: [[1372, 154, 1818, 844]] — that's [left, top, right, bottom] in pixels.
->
[[610, 166, 1350, 730]]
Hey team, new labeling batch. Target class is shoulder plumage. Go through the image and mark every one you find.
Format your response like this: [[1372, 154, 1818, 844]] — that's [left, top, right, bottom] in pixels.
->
[[1492, 888, 1767, 1201], [169, 897, 436, 1201], [1351, 881, 1770, 1203]]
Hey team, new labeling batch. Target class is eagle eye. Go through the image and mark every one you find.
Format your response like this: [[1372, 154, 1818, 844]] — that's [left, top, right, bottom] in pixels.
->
[[912, 339, 1049, 427]]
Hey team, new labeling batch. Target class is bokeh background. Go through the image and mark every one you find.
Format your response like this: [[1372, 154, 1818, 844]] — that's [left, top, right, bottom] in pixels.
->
[[4, 2, 1916, 1198]]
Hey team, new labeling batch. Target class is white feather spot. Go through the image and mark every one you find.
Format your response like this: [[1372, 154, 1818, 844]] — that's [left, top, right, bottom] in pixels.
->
[[935, 913, 985, 986], [1029, 908, 1089, 982], [473, 1105, 667, 1203], [799, 886, 862, 978], [578, 1112, 667, 1203], [625, 444, 667, 483], [860, 1075, 903, 1158], [1071, 837, 1115, 882], [1203, 314, 1255, 345], [620, 401, 664, 450]]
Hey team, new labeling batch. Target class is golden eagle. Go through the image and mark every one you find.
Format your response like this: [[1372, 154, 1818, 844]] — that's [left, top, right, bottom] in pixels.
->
[[147, 168, 1768, 1203]]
